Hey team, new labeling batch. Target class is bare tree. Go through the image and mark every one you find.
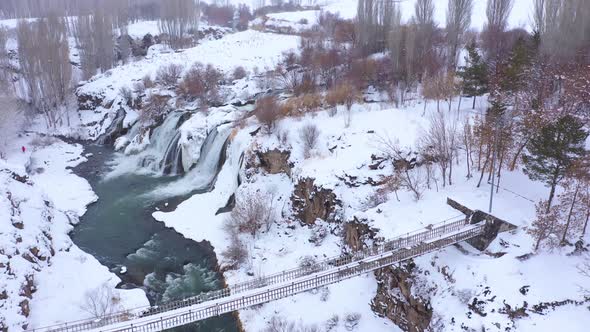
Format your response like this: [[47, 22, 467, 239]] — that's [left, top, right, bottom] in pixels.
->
[[224, 190, 277, 238], [446, 0, 473, 68], [537, 0, 590, 60], [0, 92, 23, 159], [420, 110, 459, 187], [118, 27, 132, 65], [482, 0, 514, 59], [486, 0, 513, 31], [255, 96, 281, 133], [17, 15, 72, 128], [299, 123, 320, 159], [357, 0, 400, 54], [414, 0, 436, 80], [159, 0, 200, 50], [73, 6, 116, 79], [80, 283, 122, 320]]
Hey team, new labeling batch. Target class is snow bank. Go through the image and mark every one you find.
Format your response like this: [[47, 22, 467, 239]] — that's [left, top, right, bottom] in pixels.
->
[[0, 135, 149, 331], [78, 30, 299, 104]]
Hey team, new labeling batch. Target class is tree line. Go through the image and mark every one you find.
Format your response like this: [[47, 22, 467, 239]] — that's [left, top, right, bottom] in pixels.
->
[[242, 0, 590, 251]]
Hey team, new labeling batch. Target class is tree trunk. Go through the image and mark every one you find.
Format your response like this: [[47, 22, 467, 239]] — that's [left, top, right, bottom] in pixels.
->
[[423, 100, 427, 116], [509, 139, 529, 171], [472, 96, 476, 109], [546, 168, 561, 213], [583, 209, 590, 237], [561, 183, 580, 244], [534, 234, 543, 251], [437, 99, 440, 112], [448, 158, 453, 186], [477, 153, 490, 187], [496, 143, 507, 194], [465, 144, 471, 178], [457, 95, 462, 113]]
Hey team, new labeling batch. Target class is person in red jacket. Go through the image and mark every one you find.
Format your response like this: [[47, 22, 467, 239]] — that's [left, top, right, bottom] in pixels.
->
[[21, 146, 26, 153]]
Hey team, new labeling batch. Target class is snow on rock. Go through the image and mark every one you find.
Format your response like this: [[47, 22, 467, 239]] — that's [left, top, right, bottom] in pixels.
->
[[77, 30, 299, 105]]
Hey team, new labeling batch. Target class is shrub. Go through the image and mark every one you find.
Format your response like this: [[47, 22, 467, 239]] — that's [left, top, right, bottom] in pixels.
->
[[281, 93, 322, 117], [299, 123, 320, 159], [133, 81, 146, 94], [232, 66, 248, 80], [224, 191, 276, 238], [156, 63, 183, 86], [325, 314, 339, 331], [298, 255, 322, 273], [140, 93, 169, 123], [309, 224, 328, 246], [255, 96, 280, 133], [344, 313, 361, 331], [142, 74, 155, 89], [222, 234, 248, 269], [119, 86, 134, 107], [178, 62, 223, 103], [264, 316, 319, 332]]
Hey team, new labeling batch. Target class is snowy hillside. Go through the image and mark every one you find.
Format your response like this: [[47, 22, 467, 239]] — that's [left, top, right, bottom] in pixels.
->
[[1, 0, 589, 332]]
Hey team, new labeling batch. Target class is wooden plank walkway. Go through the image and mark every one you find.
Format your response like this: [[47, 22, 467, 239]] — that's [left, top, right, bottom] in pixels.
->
[[30, 217, 486, 332]]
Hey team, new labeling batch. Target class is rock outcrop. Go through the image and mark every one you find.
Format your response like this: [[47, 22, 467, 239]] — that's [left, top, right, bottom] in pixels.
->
[[256, 149, 292, 176], [291, 177, 341, 225], [371, 262, 433, 332], [97, 108, 128, 146], [343, 217, 377, 252]]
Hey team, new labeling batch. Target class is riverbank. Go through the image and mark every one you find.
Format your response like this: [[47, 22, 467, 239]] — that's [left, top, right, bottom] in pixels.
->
[[1, 133, 148, 331], [70, 143, 240, 331]]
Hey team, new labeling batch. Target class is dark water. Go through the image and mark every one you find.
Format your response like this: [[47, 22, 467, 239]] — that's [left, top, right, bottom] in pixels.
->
[[71, 144, 239, 332]]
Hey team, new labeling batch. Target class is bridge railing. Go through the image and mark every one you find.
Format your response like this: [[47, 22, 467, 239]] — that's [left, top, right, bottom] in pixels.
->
[[86, 223, 486, 332], [30, 215, 470, 332]]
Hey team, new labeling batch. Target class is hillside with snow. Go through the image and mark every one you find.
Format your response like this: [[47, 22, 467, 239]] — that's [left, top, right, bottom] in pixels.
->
[[1, 1, 589, 332]]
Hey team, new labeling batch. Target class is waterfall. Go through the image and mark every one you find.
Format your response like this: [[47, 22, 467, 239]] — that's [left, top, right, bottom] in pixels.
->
[[98, 108, 127, 145], [135, 112, 188, 174], [160, 131, 183, 175], [186, 124, 232, 191]]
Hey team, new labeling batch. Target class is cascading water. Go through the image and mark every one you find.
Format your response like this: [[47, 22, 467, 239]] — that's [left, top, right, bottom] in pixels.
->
[[160, 131, 183, 175], [131, 111, 189, 175]]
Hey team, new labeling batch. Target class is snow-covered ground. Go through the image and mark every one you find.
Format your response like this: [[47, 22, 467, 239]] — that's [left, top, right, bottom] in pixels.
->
[[152, 97, 590, 331], [3, 1, 589, 331], [0, 137, 148, 331], [78, 30, 299, 104]]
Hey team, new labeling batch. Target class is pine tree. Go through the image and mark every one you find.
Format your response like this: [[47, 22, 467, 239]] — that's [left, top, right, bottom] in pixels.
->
[[523, 115, 588, 212], [458, 41, 488, 109]]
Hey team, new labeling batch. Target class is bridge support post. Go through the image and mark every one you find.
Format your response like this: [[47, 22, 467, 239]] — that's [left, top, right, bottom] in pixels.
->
[[447, 198, 517, 251]]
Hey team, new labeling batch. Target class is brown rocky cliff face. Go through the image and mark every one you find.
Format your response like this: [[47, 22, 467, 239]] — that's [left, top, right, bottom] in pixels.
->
[[291, 177, 341, 225], [343, 218, 377, 252], [256, 149, 292, 176], [371, 262, 433, 332]]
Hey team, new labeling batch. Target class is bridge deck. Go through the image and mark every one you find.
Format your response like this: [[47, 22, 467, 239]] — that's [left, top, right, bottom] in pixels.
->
[[30, 217, 486, 332]]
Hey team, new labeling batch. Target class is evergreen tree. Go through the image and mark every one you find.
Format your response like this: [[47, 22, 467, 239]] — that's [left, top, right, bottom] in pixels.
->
[[499, 37, 532, 94], [523, 115, 588, 212], [458, 41, 488, 109]]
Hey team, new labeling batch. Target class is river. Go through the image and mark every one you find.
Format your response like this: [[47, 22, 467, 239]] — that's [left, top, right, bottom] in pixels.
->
[[71, 143, 239, 332]]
